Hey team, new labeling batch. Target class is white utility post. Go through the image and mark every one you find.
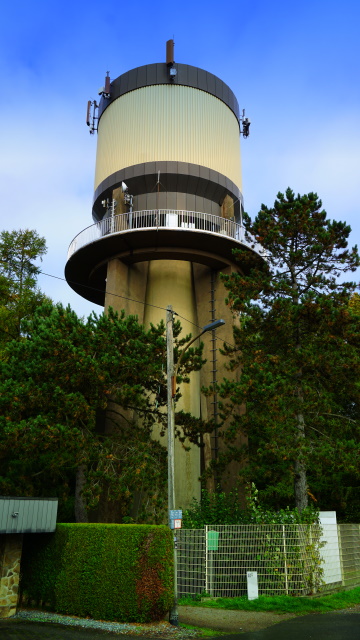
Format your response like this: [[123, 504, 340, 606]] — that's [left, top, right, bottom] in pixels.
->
[[167, 306, 176, 516], [167, 305, 178, 626], [166, 307, 225, 626]]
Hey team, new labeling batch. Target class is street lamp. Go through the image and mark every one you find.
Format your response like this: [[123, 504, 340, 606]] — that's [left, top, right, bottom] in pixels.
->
[[166, 305, 225, 625]]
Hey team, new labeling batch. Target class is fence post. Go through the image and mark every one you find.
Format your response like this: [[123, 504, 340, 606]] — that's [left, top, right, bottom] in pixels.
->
[[309, 525, 315, 594], [205, 525, 209, 595], [337, 524, 345, 586], [282, 525, 289, 595], [209, 549, 214, 596]]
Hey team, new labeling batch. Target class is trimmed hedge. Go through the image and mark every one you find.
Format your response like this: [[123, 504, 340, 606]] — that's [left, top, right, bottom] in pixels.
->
[[20, 523, 173, 622]]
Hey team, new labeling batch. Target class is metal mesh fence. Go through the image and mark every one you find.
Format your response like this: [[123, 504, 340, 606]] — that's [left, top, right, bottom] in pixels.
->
[[177, 524, 323, 598], [177, 529, 206, 598], [338, 524, 360, 587]]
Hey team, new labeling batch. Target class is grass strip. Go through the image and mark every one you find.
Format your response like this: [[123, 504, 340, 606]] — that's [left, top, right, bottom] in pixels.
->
[[180, 623, 230, 636], [179, 586, 360, 614]]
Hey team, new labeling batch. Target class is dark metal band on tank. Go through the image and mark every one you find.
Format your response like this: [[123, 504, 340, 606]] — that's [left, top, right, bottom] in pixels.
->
[[92, 162, 243, 222], [97, 63, 240, 125]]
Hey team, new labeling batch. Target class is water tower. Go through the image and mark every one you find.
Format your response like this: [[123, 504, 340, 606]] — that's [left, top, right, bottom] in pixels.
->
[[65, 41, 261, 508]]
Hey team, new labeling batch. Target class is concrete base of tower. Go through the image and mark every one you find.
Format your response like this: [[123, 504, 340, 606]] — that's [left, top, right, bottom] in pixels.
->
[[106, 257, 149, 320], [193, 263, 247, 503], [144, 259, 202, 510], [105, 258, 202, 511], [103, 257, 248, 515]]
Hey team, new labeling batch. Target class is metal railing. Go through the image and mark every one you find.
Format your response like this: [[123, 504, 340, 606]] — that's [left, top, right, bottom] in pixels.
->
[[177, 523, 360, 598], [67, 209, 265, 260]]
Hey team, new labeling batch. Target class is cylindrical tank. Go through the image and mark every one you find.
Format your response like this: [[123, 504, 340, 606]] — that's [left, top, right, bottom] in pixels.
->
[[92, 62, 243, 222]]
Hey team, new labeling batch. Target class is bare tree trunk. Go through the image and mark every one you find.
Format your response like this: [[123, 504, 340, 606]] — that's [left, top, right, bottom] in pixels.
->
[[294, 450, 308, 511], [291, 269, 309, 512], [294, 387, 308, 511], [75, 465, 88, 522]]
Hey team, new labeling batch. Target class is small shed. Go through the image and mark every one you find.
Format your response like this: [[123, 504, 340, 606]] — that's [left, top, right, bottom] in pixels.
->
[[0, 496, 58, 618]]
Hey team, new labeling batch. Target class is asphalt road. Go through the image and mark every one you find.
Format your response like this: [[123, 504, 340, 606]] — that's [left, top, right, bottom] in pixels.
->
[[223, 611, 360, 639]]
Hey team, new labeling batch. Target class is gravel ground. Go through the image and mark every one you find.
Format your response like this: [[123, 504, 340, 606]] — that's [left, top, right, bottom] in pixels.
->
[[14, 610, 200, 638]]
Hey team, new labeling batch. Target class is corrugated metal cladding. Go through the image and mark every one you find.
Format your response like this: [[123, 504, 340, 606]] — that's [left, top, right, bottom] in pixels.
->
[[135, 192, 221, 216], [0, 497, 58, 533], [98, 63, 240, 123], [94, 85, 242, 193]]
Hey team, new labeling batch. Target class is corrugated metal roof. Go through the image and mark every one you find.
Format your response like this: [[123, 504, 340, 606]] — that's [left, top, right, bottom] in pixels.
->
[[0, 497, 58, 533]]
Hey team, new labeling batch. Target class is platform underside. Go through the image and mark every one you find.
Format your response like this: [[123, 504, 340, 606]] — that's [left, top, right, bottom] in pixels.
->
[[65, 227, 255, 305]]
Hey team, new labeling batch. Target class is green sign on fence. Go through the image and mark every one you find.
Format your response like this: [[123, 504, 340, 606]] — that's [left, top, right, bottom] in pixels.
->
[[207, 530, 219, 551]]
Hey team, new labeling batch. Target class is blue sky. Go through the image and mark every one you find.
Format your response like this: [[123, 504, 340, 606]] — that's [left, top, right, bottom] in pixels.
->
[[1, 0, 359, 317]]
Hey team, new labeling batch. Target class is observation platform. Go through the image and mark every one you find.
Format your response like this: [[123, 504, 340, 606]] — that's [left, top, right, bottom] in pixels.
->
[[65, 209, 264, 306]]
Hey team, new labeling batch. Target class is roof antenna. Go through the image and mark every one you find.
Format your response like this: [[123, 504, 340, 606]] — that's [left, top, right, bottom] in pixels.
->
[[86, 100, 99, 134], [98, 71, 111, 99], [166, 39, 177, 82], [240, 109, 251, 138]]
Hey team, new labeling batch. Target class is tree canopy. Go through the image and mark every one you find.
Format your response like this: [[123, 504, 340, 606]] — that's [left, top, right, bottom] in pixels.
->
[[0, 303, 204, 522], [0, 228, 49, 345], [212, 188, 360, 513]]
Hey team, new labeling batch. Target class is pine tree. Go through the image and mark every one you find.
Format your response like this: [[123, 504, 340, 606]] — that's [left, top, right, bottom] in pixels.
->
[[215, 188, 360, 511], [0, 303, 204, 522], [0, 229, 48, 344]]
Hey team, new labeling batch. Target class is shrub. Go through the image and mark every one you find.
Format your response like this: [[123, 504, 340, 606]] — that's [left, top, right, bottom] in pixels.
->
[[181, 485, 324, 595], [182, 484, 320, 528], [20, 523, 173, 622]]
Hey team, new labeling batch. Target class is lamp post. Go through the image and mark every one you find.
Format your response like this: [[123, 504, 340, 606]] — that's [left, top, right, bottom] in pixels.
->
[[166, 305, 225, 625]]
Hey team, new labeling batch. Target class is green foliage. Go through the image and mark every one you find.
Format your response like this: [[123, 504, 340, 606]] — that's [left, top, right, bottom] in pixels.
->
[[182, 485, 320, 528], [183, 487, 247, 528], [0, 302, 205, 522], [211, 188, 360, 512], [20, 524, 173, 622], [0, 229, 49, 344], [0, 303, 168, 519]]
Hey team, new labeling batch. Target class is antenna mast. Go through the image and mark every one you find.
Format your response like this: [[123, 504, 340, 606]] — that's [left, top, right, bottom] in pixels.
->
[[240, 109, 251, 138]]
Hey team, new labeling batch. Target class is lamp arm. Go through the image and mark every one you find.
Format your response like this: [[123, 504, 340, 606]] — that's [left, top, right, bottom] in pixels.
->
[[174, 330, 204, 379]]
